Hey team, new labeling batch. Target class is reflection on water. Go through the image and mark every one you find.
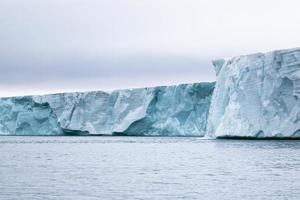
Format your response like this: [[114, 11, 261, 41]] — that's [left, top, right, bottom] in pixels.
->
[[0, 136, 300, 200]]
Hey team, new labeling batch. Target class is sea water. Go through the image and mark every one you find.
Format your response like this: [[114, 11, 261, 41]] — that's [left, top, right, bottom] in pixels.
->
[[0, 136, 300, 200]]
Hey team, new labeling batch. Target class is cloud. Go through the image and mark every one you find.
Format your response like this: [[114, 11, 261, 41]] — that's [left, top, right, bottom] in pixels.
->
[[0, 0, 300, 96]]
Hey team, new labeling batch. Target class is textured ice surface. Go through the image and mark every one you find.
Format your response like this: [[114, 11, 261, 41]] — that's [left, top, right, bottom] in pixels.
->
[[17, 82, 214, 136], [111, 83, 214, 136], [33, 91, 111, 135], [207, 47, 300, 138], [0, 97, 62, 135]]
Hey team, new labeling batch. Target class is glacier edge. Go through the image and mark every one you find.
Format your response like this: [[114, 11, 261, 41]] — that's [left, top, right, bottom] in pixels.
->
[[207, 47, 300, 138], [2, 47, 300, 138], [0, 83, 214, 136]]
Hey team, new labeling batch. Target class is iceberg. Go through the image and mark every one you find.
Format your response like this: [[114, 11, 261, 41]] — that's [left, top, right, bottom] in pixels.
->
[[207, 47, 300, 138], [0, 83, 214, 136]]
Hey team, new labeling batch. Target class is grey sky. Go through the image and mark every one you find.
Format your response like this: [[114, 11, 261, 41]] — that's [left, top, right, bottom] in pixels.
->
[[1, 0, 300, 96]]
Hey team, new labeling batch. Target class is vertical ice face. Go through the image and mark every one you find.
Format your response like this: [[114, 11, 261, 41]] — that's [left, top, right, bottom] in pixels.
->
[[33, 91, 111, 135], [32, 82, 214, 136], [105, 88, 156, 134], [113, 83, 214, 136], [207, 47, 300, 138], [0, 97, 62, 135], [4, 47, 300, 137]]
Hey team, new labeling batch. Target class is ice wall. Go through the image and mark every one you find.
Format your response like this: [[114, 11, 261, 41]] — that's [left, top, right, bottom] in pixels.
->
[[0, 97, 62, 135], [207, 47, 300, 138], [112, 83, 214, 136], [33, 91, 111, 135], [10, 82, 214, 136]]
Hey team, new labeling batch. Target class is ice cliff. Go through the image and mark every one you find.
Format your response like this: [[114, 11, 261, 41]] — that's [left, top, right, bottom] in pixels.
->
[[33, 91, 111, 135], [3, 47, 299, 138], [0, 83, 214, 136], [207, 47, 300, 138], [109, 83, 214, 136], [0, 97, 62, 135]]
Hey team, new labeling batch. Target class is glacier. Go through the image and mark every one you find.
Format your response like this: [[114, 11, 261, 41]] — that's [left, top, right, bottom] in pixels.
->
[[2, 47, 300, 138], [0, 83, 214, 136], [207, 47, 300, 138]]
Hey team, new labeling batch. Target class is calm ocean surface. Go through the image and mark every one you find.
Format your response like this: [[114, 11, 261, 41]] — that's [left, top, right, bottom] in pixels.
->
[[0, 136, 300, 200]]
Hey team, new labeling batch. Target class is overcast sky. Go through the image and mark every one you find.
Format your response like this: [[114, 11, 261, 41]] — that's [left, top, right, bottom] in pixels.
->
[[1, 0, 300, 97]]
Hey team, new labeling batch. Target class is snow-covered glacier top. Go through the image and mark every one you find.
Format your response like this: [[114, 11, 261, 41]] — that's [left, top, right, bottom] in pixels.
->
[[0, 83, 214, 136], [207, 47, 300, 138]]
